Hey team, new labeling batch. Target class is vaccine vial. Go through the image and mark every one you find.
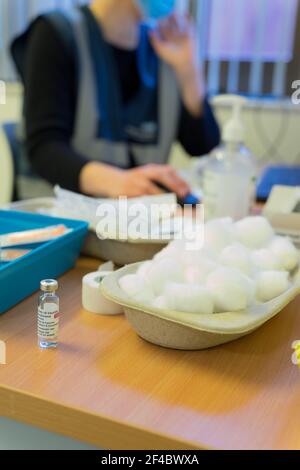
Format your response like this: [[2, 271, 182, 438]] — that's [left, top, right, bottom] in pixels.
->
[[38, 279, 60, 349]]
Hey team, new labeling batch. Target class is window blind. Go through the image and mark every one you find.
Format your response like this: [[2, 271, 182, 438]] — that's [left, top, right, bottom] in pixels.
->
[[1, 0, 299, 98], [194, 0, 299, 97]]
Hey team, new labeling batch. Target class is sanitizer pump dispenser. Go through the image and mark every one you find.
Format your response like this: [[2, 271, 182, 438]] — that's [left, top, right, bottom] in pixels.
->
[[202, 95, 256, 221]]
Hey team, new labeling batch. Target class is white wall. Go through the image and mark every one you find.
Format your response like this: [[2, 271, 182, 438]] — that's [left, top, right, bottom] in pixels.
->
[[1, 82, 300, 183], [171, 99, 300, 170], [0, 82, 22, 121], [213, 101, 300, 166]]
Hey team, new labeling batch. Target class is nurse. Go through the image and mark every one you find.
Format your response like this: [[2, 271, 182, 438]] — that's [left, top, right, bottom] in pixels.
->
[[14, 0, 220, 198]]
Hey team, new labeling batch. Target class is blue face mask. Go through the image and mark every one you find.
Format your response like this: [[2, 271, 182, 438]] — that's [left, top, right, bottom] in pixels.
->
[[136, 0, 176, 20]]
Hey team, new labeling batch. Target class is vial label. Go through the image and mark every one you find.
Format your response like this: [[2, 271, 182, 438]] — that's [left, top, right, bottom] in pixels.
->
[[38, 303, 59, 341]]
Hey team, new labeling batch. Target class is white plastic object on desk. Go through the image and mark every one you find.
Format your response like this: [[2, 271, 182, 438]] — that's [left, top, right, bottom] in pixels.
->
[[82, 266, 123, 315]]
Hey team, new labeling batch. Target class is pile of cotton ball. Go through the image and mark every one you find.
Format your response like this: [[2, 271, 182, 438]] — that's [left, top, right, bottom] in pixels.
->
[[119, 217, 300, 314]]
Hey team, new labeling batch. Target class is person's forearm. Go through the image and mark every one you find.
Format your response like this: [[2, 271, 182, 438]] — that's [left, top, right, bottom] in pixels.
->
[[28, 140, 87, 192], [175, 62, 206, 118], [79, 161, 122, 197], [178, 99, 221, 156]]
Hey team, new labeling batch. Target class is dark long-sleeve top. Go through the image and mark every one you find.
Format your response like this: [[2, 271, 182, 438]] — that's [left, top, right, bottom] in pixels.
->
[[24, 11, 220, 192]]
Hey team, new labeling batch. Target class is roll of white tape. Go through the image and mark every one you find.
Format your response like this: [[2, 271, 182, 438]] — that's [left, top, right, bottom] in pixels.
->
[[82, 272, 123, 315]]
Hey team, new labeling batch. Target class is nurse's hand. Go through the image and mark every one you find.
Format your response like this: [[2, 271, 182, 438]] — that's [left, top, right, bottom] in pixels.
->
[[150, 15, 205, 117], [80, 162, 190, 199], [150, 15, 196, 72]]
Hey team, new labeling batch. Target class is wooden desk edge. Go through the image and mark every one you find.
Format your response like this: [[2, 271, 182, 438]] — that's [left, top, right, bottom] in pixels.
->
[[0, 384, 206, 451]]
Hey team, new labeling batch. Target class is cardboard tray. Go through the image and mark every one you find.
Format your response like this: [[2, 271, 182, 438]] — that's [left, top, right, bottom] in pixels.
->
[[5, 199, 168, 265], [101, 262, 300, 350]]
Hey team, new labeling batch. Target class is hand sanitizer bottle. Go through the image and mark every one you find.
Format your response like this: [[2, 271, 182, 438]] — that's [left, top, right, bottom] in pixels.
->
[[202, 95, 256, 220]]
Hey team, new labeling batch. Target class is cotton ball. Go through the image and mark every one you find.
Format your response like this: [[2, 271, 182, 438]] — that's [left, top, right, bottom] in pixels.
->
[[235, 216, 274, 249], [119, 274, 148, 297], [204, 218, 235, 255], [136, 261, 152, 279], [245, 277, 257, 305], [220, 243, 252, 275], [256, 271, 289, 302], [134, 288, 155, 305], [154, 243, 176, 261], [164, 282, 214, 314], [251, 248, 282, 272], [147, 257, 183, 295], [157, 239, 208, 266], [207, 267, 255, 312], [154, 240, 187, 262], [269, 237, 300, 272], [119, 273, 154, 303], [181, 245, 216, 267], [184, 257, 217, 284], [152, 295, 169, 310]]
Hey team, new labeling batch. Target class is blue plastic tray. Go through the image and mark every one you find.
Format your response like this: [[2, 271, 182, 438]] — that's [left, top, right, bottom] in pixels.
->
[[0, 210, 88, 314]]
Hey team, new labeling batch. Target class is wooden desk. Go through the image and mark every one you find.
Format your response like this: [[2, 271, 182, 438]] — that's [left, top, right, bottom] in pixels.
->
[[0, 257, 300, 450]]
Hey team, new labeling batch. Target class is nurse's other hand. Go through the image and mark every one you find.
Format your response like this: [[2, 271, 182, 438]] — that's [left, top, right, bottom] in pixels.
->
[[150, 14, 197, 74], [80, 162, 190, 198], [150, 14, 205, 116]]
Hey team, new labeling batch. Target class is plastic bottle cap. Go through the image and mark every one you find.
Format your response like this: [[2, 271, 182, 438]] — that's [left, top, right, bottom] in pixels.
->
[[212, 94, 248, 144]]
